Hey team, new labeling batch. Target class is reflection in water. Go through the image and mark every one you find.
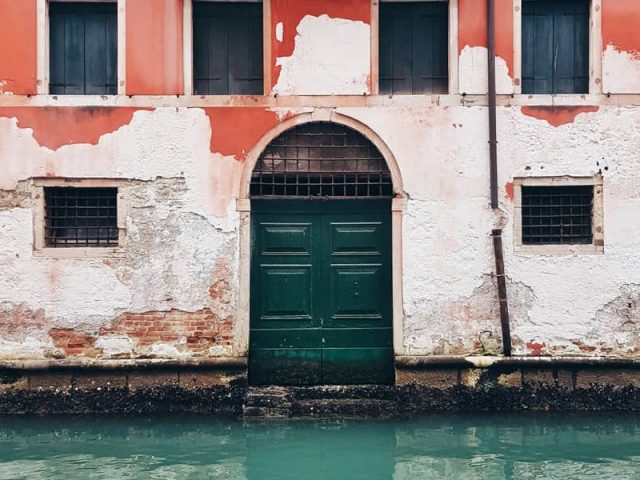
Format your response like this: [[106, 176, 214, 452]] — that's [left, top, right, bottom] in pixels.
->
[[0, 414, 639, 479]]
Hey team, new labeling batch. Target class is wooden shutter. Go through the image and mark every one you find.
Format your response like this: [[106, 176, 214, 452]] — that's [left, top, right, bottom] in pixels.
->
[[522, 0, 588, 94], [193, 2, 263, 95], [379, 2, 448, 95], [553, 1, 589, 94], [49, 3, 117, 95]]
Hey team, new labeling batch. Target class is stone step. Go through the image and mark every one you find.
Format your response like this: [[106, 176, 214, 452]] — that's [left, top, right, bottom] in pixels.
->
[[242, 406, 291, 418], [290, 385, 397, 401], [293, 398, 397, 417], [245, 386, 293, 408]]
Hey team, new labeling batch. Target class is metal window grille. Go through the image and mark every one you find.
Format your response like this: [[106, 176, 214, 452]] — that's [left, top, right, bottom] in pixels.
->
[[521, 185, 593, 245], [44, 187, 118, 247], [250, 122, 394, 199]]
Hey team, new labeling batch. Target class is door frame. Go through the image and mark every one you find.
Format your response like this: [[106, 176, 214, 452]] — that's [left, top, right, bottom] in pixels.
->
[[235, 110, 407, 361]]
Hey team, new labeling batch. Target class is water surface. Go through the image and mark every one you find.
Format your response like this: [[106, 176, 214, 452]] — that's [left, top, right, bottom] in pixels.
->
[[0, 414, 639, 479]]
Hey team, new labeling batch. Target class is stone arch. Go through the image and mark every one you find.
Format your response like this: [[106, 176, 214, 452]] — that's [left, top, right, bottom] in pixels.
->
[[239, 111, 405, 200]]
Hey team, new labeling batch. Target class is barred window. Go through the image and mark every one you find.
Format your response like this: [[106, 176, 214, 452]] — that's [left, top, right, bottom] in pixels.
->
[[250, 122, 393, 199], [521, 185, 593, 245], [44, 187, 118, 247]]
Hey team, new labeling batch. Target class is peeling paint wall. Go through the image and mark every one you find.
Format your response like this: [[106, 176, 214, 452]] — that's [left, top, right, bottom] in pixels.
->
[[0, 107, 262, 359], [0, 0, 640, 363], [457, 0, 514, 94], [602, 2, 640, 93], [270, 0, 371, 94], [341, 104, 640, 357]]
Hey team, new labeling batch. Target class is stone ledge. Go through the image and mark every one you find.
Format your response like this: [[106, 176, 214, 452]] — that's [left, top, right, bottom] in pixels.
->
[[395, 355, 640, 369], [0, 357, 247, 371]]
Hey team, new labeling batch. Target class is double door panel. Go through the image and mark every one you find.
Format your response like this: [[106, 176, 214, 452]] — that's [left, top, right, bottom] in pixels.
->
[[249, 200, 393, 385]]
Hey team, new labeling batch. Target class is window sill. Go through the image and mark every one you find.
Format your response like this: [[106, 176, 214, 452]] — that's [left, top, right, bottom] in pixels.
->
[[2, 93, 640, 108], [513, 244, 604, 256], [33, 247, 125, 259]]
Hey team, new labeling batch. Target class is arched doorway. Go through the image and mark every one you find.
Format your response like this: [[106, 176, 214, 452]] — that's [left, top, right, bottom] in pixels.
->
[[247, 120, 396, 386]]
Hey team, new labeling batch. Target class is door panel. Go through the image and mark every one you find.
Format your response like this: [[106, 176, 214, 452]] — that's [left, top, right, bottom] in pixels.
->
[[250, 201, 393, 386], [323, 348, 395, 385]]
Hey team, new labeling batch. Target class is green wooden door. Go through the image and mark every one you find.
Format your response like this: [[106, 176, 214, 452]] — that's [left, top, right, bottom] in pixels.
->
[[249, 200, 394, 386]]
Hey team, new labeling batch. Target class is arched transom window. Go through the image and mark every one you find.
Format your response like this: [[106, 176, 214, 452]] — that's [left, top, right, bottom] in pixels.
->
[[250, 122, 394, 198]]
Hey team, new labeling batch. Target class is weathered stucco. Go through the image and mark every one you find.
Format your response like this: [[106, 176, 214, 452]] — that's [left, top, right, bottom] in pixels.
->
[[1, 102, 639, 360], [0, 0, 639, 365], [273, 15, 371, 95], [601, 0, 640, 94], [341, 104, 640, 357]]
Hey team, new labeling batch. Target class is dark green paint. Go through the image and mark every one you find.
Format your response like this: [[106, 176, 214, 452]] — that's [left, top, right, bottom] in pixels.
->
[[250, 200, 393, 385]]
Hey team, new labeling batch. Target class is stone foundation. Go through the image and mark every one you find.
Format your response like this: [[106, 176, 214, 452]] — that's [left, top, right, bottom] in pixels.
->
[[2, 357, 640, 415]]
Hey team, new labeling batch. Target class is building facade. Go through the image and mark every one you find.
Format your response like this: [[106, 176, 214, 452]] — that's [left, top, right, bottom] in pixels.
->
[[1, 0, 639, 388]]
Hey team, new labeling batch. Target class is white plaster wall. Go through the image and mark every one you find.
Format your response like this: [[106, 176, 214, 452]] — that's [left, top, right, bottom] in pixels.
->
[[0, 108, 242, 359], [342, 105, 640, 356], [602, 45, 640, 94], [458, 46, 513, 94], [2, 103, 640, 359], [273, 15, 371, 95]]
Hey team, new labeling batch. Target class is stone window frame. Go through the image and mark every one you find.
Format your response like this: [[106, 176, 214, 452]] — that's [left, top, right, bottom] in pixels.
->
[[32, 178, 128, 258], [37, 0, 127, 95], [513, 175, 604, 255]]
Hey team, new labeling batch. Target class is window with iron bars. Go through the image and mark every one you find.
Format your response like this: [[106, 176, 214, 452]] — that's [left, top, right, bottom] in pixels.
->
[[44, 187, 119, 247], [521, 185, 593, 245], [250, 122, 394, 199]]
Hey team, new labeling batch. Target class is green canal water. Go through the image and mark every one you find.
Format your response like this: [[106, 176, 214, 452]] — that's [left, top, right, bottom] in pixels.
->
[[0, 414, 639, 479]]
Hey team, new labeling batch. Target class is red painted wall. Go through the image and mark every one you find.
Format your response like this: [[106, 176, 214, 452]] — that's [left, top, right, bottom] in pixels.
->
[[458, 0, 514, 78], [0, 107, 151, 150], [0, 0, 37, 94], [602, 1, 640, 54], [126, 0, 184, 95], [270, 0, 371, 89], [203, 108, 282, 159]]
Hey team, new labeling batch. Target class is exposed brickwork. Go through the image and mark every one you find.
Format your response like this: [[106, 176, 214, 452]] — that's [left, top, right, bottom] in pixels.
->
[[0, 305, 47, 342], [49, 329, 99, 357], [102, 308, 232, 353], [45, 308, 234, 359]]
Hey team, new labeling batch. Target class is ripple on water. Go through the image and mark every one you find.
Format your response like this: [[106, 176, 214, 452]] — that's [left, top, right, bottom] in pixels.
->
[[0, 414, 639, 480]]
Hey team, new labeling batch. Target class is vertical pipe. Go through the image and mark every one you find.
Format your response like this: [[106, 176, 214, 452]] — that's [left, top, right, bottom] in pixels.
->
[[487, 0, 498, 209], [492, 229, 512, 356]]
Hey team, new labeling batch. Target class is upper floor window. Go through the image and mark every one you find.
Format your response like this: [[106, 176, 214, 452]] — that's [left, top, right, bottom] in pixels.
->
[[379, 1, 449, 95], [522, 0, 589, 94], [49, 2, 117, 95], [193, 2, 263, 95]]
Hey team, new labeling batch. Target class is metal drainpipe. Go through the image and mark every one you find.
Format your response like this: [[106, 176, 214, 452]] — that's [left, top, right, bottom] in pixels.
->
[[487, 0, 512, 356], [487, 0, 498, 209]]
